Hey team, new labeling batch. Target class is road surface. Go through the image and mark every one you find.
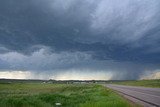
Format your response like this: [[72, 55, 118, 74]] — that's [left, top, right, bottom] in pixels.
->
[[105, 84, 160, 107]]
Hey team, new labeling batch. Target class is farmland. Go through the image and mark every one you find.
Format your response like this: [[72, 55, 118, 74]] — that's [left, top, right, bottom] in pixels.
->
[[0, 82, 138, 107]]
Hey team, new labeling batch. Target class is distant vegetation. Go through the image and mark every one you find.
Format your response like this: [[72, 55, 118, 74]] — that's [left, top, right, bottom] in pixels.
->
[[0, 83, 138, 107], [111, 79, 160, 88]]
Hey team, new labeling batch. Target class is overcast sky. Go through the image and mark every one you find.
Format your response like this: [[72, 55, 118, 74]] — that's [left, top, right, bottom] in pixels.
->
[[0, 0, 160, 80]]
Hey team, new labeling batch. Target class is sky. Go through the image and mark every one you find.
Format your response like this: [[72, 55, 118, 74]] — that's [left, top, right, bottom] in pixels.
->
[[0, 0, 160, 80]]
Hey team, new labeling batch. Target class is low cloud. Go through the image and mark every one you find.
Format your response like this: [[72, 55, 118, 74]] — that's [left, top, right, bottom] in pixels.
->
[[0, 46, 159, 80], [140, 69, 160, 80], [0, 47, 91, 71]]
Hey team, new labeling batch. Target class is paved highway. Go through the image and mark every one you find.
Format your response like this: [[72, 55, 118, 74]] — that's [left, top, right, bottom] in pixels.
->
[[105, 84, 160, 107]]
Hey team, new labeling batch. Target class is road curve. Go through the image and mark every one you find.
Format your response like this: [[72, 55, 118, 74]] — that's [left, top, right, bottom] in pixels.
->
[[105, 84, 160, 107]]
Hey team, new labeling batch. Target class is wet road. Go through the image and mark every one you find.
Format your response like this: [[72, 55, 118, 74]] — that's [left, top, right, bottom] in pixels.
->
[[105, 84, 160, 107]]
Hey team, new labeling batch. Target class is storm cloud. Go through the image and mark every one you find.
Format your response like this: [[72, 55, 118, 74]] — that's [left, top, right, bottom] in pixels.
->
[[0, 0, 160, 80]]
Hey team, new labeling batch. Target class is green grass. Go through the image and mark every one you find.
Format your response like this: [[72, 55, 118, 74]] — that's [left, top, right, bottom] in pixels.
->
[[111, 79, 160, 88], [0, 83, 139, 107]]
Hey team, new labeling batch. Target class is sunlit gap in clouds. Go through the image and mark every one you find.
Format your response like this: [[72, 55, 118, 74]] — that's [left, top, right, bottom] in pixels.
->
[[0, 71, 32, 79], [0, 69, 160, 80], [0, 70, 113, 80], [53, 69, 113, 80]]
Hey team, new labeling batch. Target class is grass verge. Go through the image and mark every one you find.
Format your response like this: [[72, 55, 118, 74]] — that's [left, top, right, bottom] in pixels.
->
[[111, 79, 160, 88]]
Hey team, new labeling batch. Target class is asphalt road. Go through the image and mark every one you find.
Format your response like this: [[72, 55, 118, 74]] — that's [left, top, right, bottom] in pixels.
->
[[105, 84, 160, 107]]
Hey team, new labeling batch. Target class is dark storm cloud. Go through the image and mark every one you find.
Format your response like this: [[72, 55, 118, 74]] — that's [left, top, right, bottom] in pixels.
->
[[0, 0, 93, 52], [0, 0, 160, 79]]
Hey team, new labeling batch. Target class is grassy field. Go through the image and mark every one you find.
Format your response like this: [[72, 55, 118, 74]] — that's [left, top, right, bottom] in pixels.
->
[[111, 79, 160, 88], [0, 83, 139, 107]]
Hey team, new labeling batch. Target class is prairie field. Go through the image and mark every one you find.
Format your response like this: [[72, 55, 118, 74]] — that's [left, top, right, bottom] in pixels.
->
[[0, 83, 138, 107], [111, 79, 160, 88]]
